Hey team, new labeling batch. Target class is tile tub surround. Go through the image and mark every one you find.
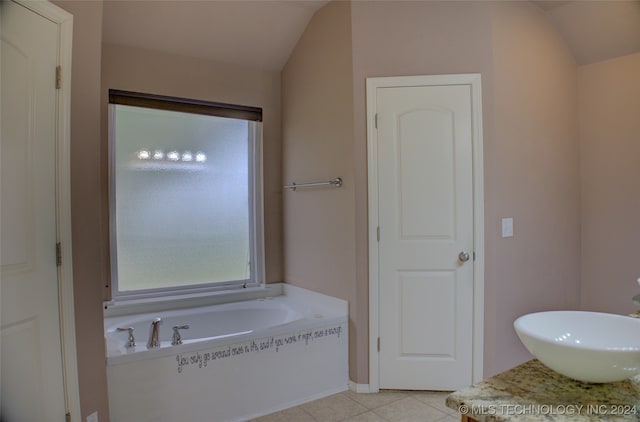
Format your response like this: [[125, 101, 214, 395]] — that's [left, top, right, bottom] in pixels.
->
[[446, 359, 640, 421], [251, 390, 459, 422]]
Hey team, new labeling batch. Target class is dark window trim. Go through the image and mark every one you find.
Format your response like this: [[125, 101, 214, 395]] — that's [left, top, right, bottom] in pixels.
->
[[108, 89, 263, 122]]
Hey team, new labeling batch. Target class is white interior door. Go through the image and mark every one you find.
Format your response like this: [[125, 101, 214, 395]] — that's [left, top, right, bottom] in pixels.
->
[[1, 1, 68, 420], [371, 76, 481, 390]]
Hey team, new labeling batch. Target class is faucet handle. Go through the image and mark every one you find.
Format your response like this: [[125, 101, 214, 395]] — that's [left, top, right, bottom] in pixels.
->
[[117, 327, 136, 348], [171, 325, 190, 346]]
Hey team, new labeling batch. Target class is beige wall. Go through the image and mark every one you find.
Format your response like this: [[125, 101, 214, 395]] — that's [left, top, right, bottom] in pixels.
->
[[283, 0, 583, 384], [488, 1, 580, 376], [579, 53, 640, 314], [281, 1, 358, 379], [50, 1, 111, 420], [101, 44, 284, 285]]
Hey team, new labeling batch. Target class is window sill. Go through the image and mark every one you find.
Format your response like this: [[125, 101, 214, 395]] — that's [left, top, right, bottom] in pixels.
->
[[103, 282, 282, 318]]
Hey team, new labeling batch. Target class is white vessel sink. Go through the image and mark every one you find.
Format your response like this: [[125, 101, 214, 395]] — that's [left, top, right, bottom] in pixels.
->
[[514, 311, 640, 383]]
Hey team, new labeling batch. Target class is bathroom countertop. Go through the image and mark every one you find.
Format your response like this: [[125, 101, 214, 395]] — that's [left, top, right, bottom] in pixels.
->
[[445, 359, 640, 421]]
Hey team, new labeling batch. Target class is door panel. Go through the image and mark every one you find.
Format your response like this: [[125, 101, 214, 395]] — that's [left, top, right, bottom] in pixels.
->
[[1, 1, 67, 420], [398, 107, 455, 239], [377, 84, 474, 390], [1, 24, 34, 272], [399, 271, 456, 356], [1, 319, 43, 422]]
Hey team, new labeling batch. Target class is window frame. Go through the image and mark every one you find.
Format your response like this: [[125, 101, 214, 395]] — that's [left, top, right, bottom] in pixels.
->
[[108, 90, 265, 301]]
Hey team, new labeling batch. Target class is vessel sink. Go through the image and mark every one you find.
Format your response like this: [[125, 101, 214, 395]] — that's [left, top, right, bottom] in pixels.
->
[[514, 311, 640, 383]]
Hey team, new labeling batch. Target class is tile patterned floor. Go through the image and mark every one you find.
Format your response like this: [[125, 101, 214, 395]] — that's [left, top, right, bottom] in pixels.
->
[[250, 390, 460, 422]]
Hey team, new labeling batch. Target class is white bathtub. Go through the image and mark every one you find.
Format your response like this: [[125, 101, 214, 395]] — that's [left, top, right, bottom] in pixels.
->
[[105, 284, 348, 422]]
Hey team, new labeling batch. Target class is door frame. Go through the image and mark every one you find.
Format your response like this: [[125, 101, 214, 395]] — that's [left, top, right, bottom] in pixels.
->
[[366, 74, 485, 392], [9, 0, 80, 418]]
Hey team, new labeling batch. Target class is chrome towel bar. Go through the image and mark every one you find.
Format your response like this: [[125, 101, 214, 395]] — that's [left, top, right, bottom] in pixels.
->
[[284, 177, 342, 191]]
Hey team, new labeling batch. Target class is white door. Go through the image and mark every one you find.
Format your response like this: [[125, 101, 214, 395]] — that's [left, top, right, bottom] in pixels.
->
[[1, 1, 68, 420], [370, 75, 482, 390]]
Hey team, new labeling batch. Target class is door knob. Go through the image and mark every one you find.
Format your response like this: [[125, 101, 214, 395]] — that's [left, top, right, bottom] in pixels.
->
[[458, 251, 470, 262]]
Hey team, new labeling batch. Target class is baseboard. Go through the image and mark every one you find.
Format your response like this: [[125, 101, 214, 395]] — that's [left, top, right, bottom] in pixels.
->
[[349, 380, 376, 393]]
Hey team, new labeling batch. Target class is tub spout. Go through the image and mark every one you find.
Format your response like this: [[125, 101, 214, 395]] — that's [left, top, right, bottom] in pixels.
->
[[147, 318, 162, 349]]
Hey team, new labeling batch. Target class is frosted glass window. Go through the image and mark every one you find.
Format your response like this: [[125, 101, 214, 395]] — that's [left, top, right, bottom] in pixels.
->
[[109, 97, 263, 299]]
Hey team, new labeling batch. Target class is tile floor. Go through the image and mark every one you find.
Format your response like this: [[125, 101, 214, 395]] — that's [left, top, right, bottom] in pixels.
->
[[250, 390, 460, 422]]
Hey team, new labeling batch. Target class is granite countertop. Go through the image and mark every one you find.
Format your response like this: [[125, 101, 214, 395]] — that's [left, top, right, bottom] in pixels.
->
[[446, 359, 640, 421]]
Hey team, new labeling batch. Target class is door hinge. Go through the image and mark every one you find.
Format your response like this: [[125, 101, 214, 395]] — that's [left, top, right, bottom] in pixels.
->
[[65, 412, 71, 422], [374, 113, 378, 129], [377, 337, 380, 352], [56, 242, 62, 267], [56, 66, 62, 89], [473, 251, 476, 261], [376, 226, 380, 242]]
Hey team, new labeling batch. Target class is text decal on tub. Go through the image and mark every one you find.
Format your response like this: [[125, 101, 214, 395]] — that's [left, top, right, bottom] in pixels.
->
[[176, 325, 343, 374]]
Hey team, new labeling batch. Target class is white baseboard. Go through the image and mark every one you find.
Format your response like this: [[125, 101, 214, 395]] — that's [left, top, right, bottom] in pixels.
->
[[349, 380, 377, 393]]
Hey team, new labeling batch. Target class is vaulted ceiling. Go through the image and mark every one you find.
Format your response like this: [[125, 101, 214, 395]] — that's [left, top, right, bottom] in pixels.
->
[[102, 0, 329, 71], [542, 0, 640, 65], [102, 0, 640, 71]]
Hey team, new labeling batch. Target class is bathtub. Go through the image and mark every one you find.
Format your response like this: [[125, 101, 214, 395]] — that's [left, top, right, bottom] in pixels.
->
[[105, 284, 348, 422]]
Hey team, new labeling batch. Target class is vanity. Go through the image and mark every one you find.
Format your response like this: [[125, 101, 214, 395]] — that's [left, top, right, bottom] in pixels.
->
[[446, 359, 640, 421]]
